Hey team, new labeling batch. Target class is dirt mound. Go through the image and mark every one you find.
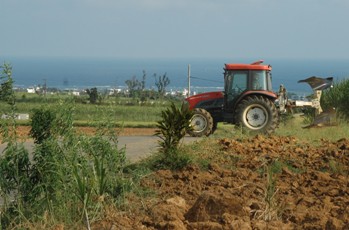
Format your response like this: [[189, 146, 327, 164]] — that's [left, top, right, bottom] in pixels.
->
[[93, 135, 349, 229]]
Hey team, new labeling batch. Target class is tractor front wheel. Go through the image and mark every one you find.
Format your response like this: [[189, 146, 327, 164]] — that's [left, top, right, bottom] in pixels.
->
[[235, 95, 278, 134], [187, 108, 214, 137]]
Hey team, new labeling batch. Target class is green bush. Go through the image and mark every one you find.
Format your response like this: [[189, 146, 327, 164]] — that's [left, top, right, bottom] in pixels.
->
[[321, 78, 349, 120], [155, 103, 193, 153], [30, 108, 56, 144], [0, 63, 15, 106], [146, 148, 194, 171], [153, 103, 193, 170], [86, 87, 99, 104], [0, 100, 129, 229]]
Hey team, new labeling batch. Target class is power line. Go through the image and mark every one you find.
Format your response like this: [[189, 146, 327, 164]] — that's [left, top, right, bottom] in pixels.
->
[[190, 76, 223, 84]]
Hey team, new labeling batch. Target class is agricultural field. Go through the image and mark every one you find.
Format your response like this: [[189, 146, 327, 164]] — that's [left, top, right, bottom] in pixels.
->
[[76, 120, 348, 230], [117, 134, 349, 229], [0, 87, 349, 229], [0, 92, 177, 127], [2, 113, 348, 229]]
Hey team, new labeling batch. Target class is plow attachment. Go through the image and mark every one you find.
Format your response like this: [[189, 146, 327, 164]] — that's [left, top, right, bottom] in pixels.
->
[[277, 76, 336, 128], [303, 107, 337, 128]]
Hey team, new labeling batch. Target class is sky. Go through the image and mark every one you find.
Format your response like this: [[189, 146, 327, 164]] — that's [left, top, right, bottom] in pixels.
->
[[1, 0, 348, 59]]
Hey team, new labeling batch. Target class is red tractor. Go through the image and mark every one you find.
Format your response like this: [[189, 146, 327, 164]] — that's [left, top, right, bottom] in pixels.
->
[[184, 60, 333, 137]]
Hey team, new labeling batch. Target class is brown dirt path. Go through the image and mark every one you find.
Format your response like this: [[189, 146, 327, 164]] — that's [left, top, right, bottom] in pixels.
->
[[9, 126, 157, 139]]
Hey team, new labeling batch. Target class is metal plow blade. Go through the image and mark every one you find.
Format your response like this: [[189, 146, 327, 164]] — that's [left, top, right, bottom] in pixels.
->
[[298, 76, 333, 91], [303, 108, 337, 129]]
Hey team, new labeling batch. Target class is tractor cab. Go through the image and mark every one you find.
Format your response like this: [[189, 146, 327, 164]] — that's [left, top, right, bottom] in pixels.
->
[[223, 60, 274, 112]]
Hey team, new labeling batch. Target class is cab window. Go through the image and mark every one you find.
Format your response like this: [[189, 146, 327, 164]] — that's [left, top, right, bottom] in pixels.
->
[[250, 70, 267, 90], [226, 71, 248, 96], [224, 70, 248, 107]]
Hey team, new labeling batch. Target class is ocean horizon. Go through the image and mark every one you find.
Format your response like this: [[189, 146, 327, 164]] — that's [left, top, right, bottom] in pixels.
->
[[1, 56, 349, 95]]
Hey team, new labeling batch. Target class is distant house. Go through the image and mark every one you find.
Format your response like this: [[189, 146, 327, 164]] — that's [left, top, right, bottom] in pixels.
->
[[71, 91, 80, 96], [27, 87, 35, 93], [1, 113, 29, 120], [109, 88, 122, 95]]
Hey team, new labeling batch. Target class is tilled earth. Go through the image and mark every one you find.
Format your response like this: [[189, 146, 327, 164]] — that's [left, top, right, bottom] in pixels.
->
[[96, 135, 349, 230]]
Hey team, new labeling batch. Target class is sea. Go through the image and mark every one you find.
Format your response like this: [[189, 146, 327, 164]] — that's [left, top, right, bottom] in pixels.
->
[[1, 56, 349, 96]]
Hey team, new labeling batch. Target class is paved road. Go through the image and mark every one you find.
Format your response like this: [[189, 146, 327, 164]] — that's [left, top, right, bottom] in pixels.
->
[[0, 136, 200, 163], [0, 135, 200, 206]]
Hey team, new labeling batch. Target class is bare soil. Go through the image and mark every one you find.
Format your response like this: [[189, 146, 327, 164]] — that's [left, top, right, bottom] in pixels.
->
[[93, 135, 349, 229]]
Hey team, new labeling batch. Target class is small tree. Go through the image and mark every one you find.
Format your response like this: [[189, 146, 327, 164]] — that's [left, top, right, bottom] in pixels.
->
[[0, 63, 17, 143], [155, 103, 193, 153], [154, 103, 193, 170], [125, 76, 141, 98], [154, 73, 170, 96], [0, 62, 15, 106], [30, 108, 56, 144], [86, 87, 98, 104], [141, 70, 146, 91]]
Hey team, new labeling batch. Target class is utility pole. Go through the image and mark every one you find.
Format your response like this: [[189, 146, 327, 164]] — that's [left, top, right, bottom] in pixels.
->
[[187, 64, 191, 97]]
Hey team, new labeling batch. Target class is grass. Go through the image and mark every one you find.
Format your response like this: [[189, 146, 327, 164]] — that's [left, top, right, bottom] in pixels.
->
[[210, 115, 349, 143], [73, 103, 164, 122], [275, 115, 349, 143], [0, 93, 173, 127]]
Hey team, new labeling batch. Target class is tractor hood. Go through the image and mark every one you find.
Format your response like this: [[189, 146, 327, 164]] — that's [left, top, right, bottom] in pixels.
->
[[185, 91, 224, 110]]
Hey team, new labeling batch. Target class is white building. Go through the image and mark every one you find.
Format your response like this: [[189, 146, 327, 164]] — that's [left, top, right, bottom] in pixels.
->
[[27, 87, 35, 93]]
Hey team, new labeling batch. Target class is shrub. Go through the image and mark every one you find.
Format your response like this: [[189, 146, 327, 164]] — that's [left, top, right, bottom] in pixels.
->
[[147, 149, 193, 171], [30, 108, 56, 144], [155, 102, 193, 154], [86, 87, 98, 104], [321, 78, 349, 120], [153, 102, 193, 170], [0, 100, 128, 229], [0, 63, 15, 105]]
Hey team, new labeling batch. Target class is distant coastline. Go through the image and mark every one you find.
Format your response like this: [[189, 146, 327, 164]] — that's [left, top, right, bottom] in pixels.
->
[[1, 57, 349, 95]]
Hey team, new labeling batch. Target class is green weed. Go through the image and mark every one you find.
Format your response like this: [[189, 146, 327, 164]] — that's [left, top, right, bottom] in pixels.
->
[[0, 100, 129, 229], [322, 78, 349, 120], [256, 159, 282, 222], [275, 115, 349, 142], [328, 159, 347, 175], [148, 149, 194, 171], [155, 103, 192, 153], [152, 102, 194, 170]]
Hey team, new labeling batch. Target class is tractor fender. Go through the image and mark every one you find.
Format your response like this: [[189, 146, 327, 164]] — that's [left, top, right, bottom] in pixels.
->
[[234, 90, 278, 107]]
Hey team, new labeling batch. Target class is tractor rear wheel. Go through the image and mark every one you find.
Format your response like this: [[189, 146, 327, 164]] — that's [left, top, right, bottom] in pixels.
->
[[188, 108, 214, 137], [235, 95, 278, 134]]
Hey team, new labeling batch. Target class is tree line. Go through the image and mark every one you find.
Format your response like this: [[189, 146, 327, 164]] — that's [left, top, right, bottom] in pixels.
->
[[86, 70, 171, 104], [0, 62, 172, 104], [124, 70, 170, 97]]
